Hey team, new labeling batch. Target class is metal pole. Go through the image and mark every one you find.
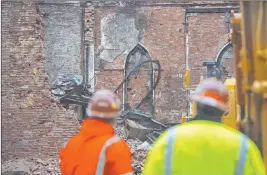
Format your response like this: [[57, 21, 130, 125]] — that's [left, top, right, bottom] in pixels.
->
[[184, 7, 190, 119]]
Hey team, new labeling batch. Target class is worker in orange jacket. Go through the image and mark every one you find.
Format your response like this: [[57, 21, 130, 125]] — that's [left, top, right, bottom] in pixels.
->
[[59, 90, 134, 175]]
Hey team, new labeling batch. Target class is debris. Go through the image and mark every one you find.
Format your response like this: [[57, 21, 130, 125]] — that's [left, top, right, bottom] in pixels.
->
[[2, 125, 149, 175], [34, 159, 48, 166], [2, 48, 163, 175], [137, 141, 151, 151], [2, 171, 28, 175], [29, 166, 38, 172], [51, 89, 64, 96], [116, 124, 149, 175], [125, 119, 148, 141], [59, 85, 92, 106], [2, 158, 60, 175], [51, 74, 83, 96], [21, 85, 29, 89]]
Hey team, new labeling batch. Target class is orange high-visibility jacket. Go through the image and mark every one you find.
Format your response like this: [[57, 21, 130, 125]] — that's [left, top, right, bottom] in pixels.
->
[[59, 119, 133, 175]]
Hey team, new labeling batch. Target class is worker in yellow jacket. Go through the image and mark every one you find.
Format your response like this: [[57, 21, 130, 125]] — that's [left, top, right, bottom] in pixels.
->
[[142, 78, 266, 175]]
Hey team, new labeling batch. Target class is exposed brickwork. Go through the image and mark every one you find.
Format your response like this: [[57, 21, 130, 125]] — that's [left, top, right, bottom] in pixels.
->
[[93, 7, 185, 121], [94, 7, 141, 107], [95, 71, 123, 99], [93, 7, 124, 92], [94, 7, 116, 50], [142, 7, 186, 121], [94, 6, 232, 122], [84, 4, 95, 43], [1, 1, 79, 162], [84, 3, 96, 89], [2, 0, 235, 164], [188, 13, 229, 85]]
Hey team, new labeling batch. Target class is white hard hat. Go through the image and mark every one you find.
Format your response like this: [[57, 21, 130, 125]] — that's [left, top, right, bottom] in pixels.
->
[[191, 78, 229, 112], [87, 90, 121, 119]]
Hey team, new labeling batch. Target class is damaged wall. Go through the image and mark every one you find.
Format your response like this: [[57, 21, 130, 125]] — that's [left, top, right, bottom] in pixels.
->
[[1, 1, 236, 170], [40, 3, 83, 83], [98, 9, 146, 62], [142, 7, 186, 121], [1, 1, 80, 163], [84, 3, 95, 89], [94, 6, 233, 122], [188, 13, 230, 85]]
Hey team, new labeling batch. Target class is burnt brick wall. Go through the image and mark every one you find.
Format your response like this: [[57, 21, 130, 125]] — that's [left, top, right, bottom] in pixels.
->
[[94, 7, 128, 102], [1, 1, 235, 164], [40, 3, 83, 83], [143, 7, 186, 121], [188, 13, 229, 85], [94, 6, 232, 122], [1, 1, 79, 162]]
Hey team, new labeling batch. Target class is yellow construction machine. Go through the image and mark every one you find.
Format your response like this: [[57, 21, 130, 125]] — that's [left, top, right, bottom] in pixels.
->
[[231, 0, 267, 170], [183, 0, 267, 170]]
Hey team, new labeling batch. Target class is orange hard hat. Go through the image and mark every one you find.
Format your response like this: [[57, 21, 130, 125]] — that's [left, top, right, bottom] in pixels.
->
[[191, 78, 229, 112], [87, 90, 121, 119]]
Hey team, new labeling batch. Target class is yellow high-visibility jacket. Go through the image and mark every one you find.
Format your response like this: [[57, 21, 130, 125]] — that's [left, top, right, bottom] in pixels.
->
[[142, 120, 266, 175]]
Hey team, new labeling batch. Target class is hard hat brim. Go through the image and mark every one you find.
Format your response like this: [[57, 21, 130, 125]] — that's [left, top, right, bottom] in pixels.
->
[[87, 109, 120, 119], [191, 94, 229, 113]]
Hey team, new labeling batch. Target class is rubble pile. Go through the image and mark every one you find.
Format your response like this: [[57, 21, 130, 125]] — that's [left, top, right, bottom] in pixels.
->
[[116, 124, 149, 174], [2, 124, 149, 175], [131, 146, 148, 174], [51, 74, 83, 97], [2, 158, 60, 175]]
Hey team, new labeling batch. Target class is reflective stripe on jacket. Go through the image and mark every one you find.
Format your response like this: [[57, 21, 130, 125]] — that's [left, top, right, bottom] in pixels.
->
[[142, 120, 266, 175], [59, 119, 133, 175]]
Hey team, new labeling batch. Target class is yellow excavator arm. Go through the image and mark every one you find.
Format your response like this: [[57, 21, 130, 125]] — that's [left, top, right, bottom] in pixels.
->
[[231, 0, 267, 170]]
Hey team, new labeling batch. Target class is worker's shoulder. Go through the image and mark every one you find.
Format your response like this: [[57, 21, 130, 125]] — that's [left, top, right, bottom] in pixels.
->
[[105, 137, 132, 162], [180, 120, 234, 130], [109, 137, 129, 147], [175, 120, 243, 138], [107, 137, 131, 150], [64, 133, 83, 147]]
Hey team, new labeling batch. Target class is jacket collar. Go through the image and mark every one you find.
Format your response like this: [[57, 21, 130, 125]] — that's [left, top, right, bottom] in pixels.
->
[[79, 118, 115, 140], [191, 114, 222, 123]]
